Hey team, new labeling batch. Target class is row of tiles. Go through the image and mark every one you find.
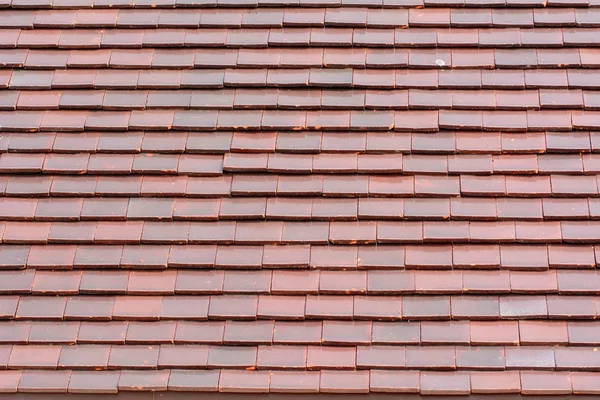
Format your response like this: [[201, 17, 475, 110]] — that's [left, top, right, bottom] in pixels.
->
[[3, 8, 600, 29], [3, 131, 599, 155], [0, 0, 595, 9], [1, 293, 600, 320], [3, 319, 600, 346], [4, 175, 600, 198], [3, 49, 600, 71], [2, 243, 600, 271], [3, 343, 600, 371], [1, 110, 600, 132], [5, 69, 600, 90], [5, 89, 600, 111], [2, 131, 599, 154], [0, 369, 596, 395], [5, 219, 600, 245], [4, 153, 600, 175], [6, 195, 600, 219], [2, 268, 599, 294], [4, 28, 600, 50]]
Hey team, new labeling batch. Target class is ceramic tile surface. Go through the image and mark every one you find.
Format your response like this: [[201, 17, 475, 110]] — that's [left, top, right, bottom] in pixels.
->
[[0, 0, 599, 396]]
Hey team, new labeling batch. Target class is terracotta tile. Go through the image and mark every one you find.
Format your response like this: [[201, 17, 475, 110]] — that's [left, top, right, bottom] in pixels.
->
[[208, 295, 258, 320], [367, 270, 413, 295], [497, 198, 543, 221], [508, 347, 557, 371], [470, 371, 521, 394], [32, 270, 80, 295], [557, 270, 600, 294], [0, 370, 21, 393], [510, 270, 558, 294], [27, 245, 76, 268], [571, 372, 600, 395], [108, 345, 160, 370], [548, 295, 597, 319], [452, 296, 500, 320], [406, 346, 455, 370], [63, 296, 114, 321], [168, 370, 219, 392], [305, 295, 353, 320], [112, 296, 162, 321], [310, 246, 358, 269], [0, 198, 38, 221], [520, 321, 568, 345], [9, 345, 61, 369], [68, 371, 120, 394], [305, 346, 355, 370], [370, 370, 419, 393], [403, 198, 448, 221], [542, 199, 590, 219], [405, 245, 452, 269], [35, 198, 83, 221], [172, 320, 223, 344], [356, 246, 405, 269], [568, 321, 600, 345], [207, 346, 257, 369], [219, 370, 270, 393], [156, 344, 209, 369], [471, 321, 519, 345], [18, 370, 70, 393], [403, 296, 450, 320], [414, 270, 461, 294], [500, 295, 548, 318], [120, 245, 170, 269], [118, 370, 169, 391], [58, 345, 111, 370]]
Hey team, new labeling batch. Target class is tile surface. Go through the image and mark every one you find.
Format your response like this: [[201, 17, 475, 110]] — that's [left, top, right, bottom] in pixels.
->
[[0, 0, 598, 396]]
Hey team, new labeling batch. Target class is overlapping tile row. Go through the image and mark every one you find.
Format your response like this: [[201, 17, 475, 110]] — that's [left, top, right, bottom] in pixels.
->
[[0, 293, 600, 320], [3, 49, 600, 70], [2, 243, 600, 269], [2, 369, 600, 396], [2, 9, 600, 30], [5, 89, 600, 110], [6, 319, 600, 345], [4, 69, 600, 89], [2, 131, 600, 153], [2, 343, 600, 370], [1, 0, 598, 8], [4, 220, 600, 245], [2, 28, 600, 48], [4, 197, 600, 219], [0, 132, 593, 154], [2, 269, 600, 294], [2, 109, 600, 131], [3, 176, 600, 197], [4, 153, 600, 175]]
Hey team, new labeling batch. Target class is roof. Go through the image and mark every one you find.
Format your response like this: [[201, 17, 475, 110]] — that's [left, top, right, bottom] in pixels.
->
[[0, 0, 600, 397]]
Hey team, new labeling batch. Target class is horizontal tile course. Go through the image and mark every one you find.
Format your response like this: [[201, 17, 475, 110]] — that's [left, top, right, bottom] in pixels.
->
[[2, 109, 600, 132], [0, 198, 599, 220], [3, 131, 599, 155], [2, 48, 600, 71], [2, 343, 600, 371], [1, 221, 600, 244], [5, 69, 600, 90], [0, 368, 596, 394], [2, 88, 600, 111], [0, 268, 597, 294], [2, 320, 600, 345]]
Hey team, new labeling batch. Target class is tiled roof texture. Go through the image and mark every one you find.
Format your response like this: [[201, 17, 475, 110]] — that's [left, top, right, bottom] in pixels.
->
[[1, 0, 600, 398]]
